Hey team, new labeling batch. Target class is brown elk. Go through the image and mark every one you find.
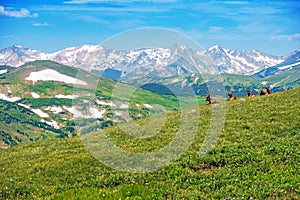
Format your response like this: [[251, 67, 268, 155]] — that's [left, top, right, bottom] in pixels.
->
[[226, 89, 237, 101], [206, 91, 219, 104], [259, 84, 271, 96], [245, 87, 255, 98]]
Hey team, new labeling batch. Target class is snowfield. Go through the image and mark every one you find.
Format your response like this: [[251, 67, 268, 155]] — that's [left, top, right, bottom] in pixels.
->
[[55, 94, 78, 99], [44, 106, 63, 114], [278, 61, 300, 70], [25, 69, 88, 85], [0, 93, 21, 102], [143, 103, 153, 108], [17, 103, 30, 109], [120, 103, 129, 109], [31, 108, 50, 118], [31, 92, 40, 98], [63, 106, 106, 119], [96, 100, 117, 107], [41, 119, 60, 129], [0, 69, 8, 75]]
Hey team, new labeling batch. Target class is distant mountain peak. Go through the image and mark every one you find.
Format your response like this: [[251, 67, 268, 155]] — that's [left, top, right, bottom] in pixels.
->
[[208, 45, 222, 51], [0, 44, 297, 77]]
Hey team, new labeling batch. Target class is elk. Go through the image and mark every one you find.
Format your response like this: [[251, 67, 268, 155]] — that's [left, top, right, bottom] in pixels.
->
[[226, 89, 237, 101], [206, 91, 219, 104], [245, 87, 255, 98], [259, 84, 271, 96]]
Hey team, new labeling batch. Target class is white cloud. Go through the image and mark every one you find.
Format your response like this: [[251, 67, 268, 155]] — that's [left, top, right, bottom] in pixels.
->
[[32, 22, 52, 27], [0, 6, 38, 18], [270, 34, 300, 41]]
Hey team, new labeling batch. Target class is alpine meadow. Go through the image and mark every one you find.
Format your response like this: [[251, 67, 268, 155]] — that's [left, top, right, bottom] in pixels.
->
[[1, 0, 300, 199]]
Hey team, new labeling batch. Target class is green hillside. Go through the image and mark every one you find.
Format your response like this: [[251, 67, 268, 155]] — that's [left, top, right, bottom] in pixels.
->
[[0, 100, 66, 147], [264, 65, 300, 91], [127, 70, 300, 97], [0, 60, 201, 147], [0, 87, 299, 199]]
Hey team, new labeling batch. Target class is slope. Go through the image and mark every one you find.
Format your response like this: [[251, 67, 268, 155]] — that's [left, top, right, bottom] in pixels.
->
[[0, 87, 299, 199], [0, 60, 197, 147], [0, 99, 66, 148]]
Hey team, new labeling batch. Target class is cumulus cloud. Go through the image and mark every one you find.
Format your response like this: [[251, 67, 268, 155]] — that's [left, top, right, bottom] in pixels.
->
[[0, 6, 38, 18]]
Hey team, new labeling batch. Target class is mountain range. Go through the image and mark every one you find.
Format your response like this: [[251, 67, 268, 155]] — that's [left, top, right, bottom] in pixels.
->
[[1, 45, 299, 79]]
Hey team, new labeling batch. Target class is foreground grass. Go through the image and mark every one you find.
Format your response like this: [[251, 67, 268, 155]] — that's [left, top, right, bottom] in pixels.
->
[[0, 88, 299, 199]]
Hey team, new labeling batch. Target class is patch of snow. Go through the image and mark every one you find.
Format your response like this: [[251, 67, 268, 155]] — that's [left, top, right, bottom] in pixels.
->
[[63, 106, 83, 119], [31, 92, 40, 98], [120, 103, 129, 109], [17, 103, 30, 109], [32, 108, 49, 118], [261, 81, 268, 85], [41, 119, 60, 129], [115, 111, 122, 116], [55, 94, 78, 99], [25, 69, 87, 85], [96, 100, 116, 107], [143, 103, 153, 108], [278, 61, 300, 70], [44, 106, 63, 114], [63, 106, 106, 119], [0, 93, 21, 102], [0, 69, 8, 75], [89, 107, 106, 118]]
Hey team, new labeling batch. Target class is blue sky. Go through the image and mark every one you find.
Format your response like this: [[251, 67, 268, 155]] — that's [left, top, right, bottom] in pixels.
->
[[0, 0, 299, 55]]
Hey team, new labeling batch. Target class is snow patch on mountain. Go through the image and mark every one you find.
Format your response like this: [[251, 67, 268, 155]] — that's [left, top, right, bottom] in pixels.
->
[[31, 92, 40, 98], [32, 108, 49, 118], [41, 119, 60, 129], [96, 99, 116, 107], [278, 61, 300, 70], [44, 106, 63, 114], [0, 69, 8, 75], [17, 103, 30, 109], [25, 69, 87, 85], [143, 103, 153, 108], [0, 93, 21, 102], [55, 94, 78, 99], [62, 106, 106, 119]]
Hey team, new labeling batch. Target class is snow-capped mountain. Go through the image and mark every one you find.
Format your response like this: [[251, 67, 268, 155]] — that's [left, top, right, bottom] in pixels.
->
[[0, 44, 296, 77], [252, 50, 300, 78], [0, 45, 46, 67], [206, 45, 284, 75]]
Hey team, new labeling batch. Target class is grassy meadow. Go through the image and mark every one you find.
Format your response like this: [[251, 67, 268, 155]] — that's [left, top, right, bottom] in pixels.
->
[[0, 87, 299, 199]]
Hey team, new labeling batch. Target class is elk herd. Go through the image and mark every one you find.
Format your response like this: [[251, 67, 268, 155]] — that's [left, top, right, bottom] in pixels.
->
[[206, 84, 271, 104]]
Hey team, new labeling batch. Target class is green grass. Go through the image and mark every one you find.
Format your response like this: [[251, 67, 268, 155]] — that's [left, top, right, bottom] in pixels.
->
[[0, 100, 65, 147], [0, 87, 299, 199]]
